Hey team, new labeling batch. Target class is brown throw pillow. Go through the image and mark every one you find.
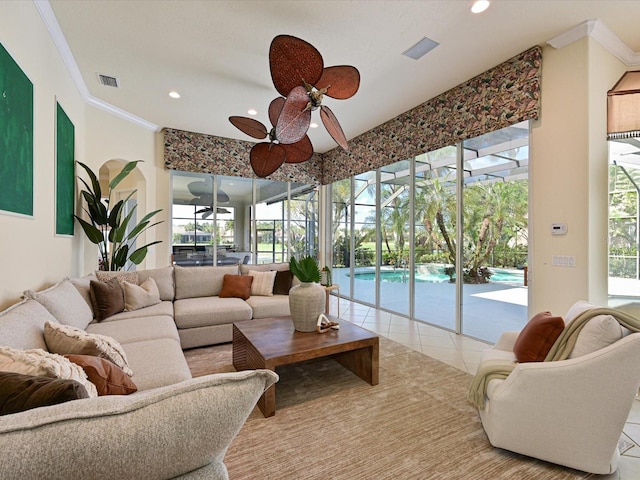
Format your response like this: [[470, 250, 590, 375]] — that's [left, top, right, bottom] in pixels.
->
[[65, 354, 137, 396], [513, 311, 564, 362], [0, 371, 89, 416], [219, 274, 253, 300], [89, 278, 125, 321], [273, 269, 294, 295]]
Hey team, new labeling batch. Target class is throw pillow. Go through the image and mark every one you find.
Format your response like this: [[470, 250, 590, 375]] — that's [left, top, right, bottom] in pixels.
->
[[219, 274, 253, 300], [513, 311, 565, 363], [273, 269, 294, 295], [23, 278, 94, 330], [90, 278, 125, 321], [248, 270, 276, 296], [122, 278, 161, 311], [43, 321, 133, 376], [96, 270, 139, 285], [0, 371, 89, 416], [65, 354, 138, 396], [0, 346, 98, 397], [564, 300, 624, 358]]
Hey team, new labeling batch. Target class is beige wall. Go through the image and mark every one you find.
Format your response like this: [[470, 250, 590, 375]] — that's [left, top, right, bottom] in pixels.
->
[[0, 2, 86, 309], [0, 3, 166, 309], [529, 38, 627, 315]]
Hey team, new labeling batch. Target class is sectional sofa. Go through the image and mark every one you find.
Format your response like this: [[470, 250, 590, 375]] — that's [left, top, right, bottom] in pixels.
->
[[0, 262, 296, 479]]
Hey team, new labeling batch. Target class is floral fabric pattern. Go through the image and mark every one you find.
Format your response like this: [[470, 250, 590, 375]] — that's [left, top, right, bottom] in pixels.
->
[[164, 46, 541, 186]]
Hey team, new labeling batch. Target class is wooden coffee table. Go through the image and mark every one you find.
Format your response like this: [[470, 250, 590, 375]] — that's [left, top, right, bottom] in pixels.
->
[[232, 316, 379, 417]]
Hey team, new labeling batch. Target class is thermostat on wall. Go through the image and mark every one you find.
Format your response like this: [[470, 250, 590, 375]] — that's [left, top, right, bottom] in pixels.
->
[[551, 223, 567, 235]]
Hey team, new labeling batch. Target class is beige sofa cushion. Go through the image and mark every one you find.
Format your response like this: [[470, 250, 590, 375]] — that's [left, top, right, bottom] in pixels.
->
[[24, 279, 94, 330], [174, 265, 239, 300], [241, 262, 301, 287], [123, 278, 161, 311], [0, 299, 58, 351], [100, 300, 174, 322], [68, 274, 98, 312], [138, 266, 175, 301], [245, 295, 291, 319], [565, 300, 625, 358], [122, 338, 192, 391], [174, 297, 252, 329], [44, 322, 133, 377], [86, 315, 180, 345], [0, 346, 98, 398]]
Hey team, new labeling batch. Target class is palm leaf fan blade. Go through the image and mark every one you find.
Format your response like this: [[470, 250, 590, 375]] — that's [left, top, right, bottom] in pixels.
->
[[229, 116, 268, 139], [269, 35, 323, 97], [320, 105, 349, 150], [283, 135, 313, 164], [268, 97, 286, 127], [250, 143, 286, 177], [316, 66, 360, 99], [275, 85, 311, 145]]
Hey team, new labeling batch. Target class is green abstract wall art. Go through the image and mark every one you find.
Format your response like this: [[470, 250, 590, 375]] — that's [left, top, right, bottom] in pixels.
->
[[56, 101, 75, 235], [0, 42, 34, 216]]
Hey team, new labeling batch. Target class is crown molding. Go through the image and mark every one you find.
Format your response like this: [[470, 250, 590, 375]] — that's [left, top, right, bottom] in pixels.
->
[[547, 19, 640, 66], [33, 0, 160, 131]]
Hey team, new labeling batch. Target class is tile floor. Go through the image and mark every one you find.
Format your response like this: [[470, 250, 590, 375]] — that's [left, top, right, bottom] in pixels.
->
[[330, 295, 640, 479]]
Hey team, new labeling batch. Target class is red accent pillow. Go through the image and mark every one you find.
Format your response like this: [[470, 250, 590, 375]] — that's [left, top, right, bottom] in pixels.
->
[[513, 311, 564, 362], [65, 354, 138, 396], [219, 274, 253, 300]]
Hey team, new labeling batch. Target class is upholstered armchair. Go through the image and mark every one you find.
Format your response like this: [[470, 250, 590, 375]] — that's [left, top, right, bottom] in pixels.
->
[[473, 301, 640, 475]]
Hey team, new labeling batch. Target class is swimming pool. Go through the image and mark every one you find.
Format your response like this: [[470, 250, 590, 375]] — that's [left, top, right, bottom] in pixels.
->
[[349, 267, 524, 284]]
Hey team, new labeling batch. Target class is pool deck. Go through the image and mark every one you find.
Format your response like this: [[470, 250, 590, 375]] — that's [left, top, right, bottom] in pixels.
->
[[332, 266, 528, 344]]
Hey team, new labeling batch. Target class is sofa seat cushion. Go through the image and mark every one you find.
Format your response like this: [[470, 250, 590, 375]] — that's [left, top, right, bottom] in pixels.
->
[[86, 315, 180, 345], [245, 295, 291, 319], [174, 297, 252, 329], [122, 338, 192, 391], [100, 300, 174, 322], [0, 299, 58, 351]]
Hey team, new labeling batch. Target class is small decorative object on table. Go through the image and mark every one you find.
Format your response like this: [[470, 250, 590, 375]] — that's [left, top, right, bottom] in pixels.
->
[[316, 313, 339, 334], [289, 256, 325, 332], [320, 266, 332, 286]]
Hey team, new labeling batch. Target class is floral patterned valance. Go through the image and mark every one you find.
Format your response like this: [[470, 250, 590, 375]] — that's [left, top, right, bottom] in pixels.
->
[[163, 128, 323, 185], [164, 46, 541, 186], [322, 46, 542, 184]]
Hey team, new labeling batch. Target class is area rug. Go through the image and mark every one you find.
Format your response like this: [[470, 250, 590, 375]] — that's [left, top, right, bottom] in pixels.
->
[[184, 337, 593, 479]]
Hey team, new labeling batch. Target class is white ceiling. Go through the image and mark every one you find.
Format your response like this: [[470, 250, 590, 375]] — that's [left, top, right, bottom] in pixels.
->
[[47, 0, 640, 154]]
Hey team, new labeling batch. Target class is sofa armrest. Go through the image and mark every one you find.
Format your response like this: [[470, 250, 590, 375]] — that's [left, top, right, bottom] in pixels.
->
[[0, 370, 278, 480]]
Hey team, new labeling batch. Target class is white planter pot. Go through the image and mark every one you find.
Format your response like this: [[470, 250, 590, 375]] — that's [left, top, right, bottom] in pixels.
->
[[288, 282, 325, 332]]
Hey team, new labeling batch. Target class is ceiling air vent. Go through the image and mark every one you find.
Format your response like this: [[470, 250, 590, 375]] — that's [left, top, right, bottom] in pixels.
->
[[97, 74, 119, 88]]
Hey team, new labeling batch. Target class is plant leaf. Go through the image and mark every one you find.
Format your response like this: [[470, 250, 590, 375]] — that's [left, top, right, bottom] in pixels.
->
[[74, 216, 104, 244], [77, 161, 101, 200], [128, 240, 162, 265], [109, 160, 143, 190]]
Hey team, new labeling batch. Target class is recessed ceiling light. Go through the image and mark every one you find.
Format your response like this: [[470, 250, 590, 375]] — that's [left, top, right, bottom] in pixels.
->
[[247, 109, 258, 116], [310, 122, 319, 128], [471, 0, 490, 14], [168, 91, 181, 99]]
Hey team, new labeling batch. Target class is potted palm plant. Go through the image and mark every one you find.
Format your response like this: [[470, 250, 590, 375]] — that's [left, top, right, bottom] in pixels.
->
[[288, 255, 325, 332], [75, 160, 163, 271]]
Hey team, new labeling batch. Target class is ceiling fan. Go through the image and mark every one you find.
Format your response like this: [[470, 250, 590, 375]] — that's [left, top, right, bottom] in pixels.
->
[[188, 178, 230, 218], [229, 34, 360, 177]]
